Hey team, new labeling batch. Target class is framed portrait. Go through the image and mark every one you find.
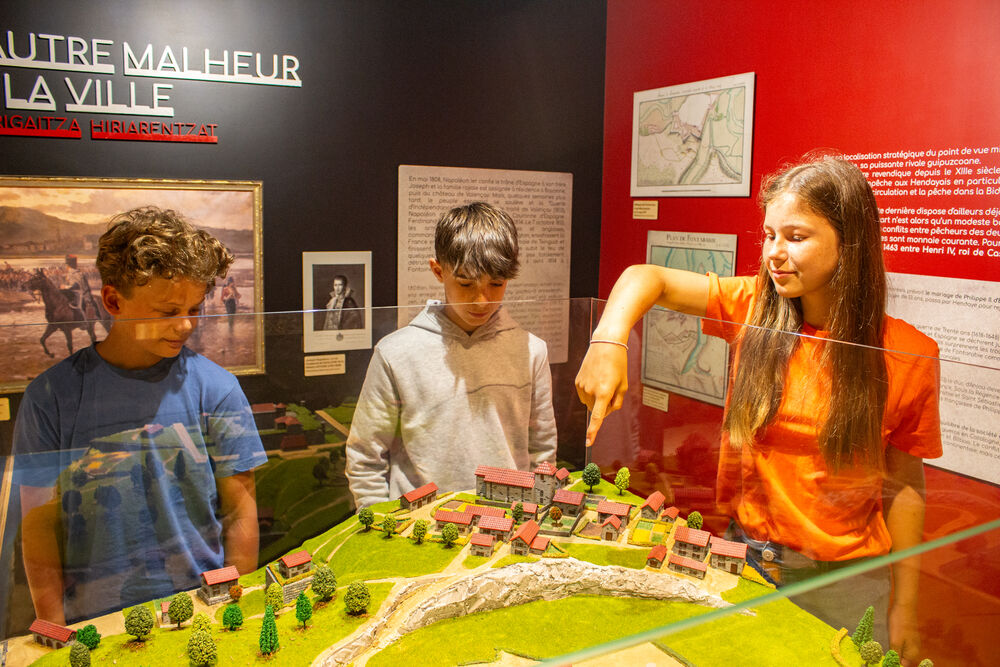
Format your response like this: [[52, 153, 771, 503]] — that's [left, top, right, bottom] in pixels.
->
[[0, 176, 264, 393], [302, 251, 372, 353]]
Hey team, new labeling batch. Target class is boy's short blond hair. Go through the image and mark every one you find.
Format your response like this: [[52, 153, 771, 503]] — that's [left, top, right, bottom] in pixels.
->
[[97, 206, 234, 294], [434, 202, 519, 279]]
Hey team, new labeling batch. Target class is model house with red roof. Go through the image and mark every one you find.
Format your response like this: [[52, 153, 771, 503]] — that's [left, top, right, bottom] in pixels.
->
[[668, 553, 708, 580], [278, 549, 313, 579], [434, 509, 474, 535], [466, 504, 506, 524], [660, 506, 680, 523], [672, 525, 711, 561], [160, 600, 171, 625], [400, 482, 439, 510], [596, 499, 632, 524], [477, 514, 515, 541], [469, 532, 496, 557], [640, 491, 666, 519], [275, 414, 303, 434], [280, 433, 308, 451], [29, 619, 76, 649], [601, 515, 623, 541], [709, 536, 749, 575], [251, 402, 280, 430], [513, 501, 539, 520], [510, 519, 549, 555], [647, 544, 668, 569], [198, 565, 241, 604], [475, 461, 564, 507], [551, 488, 586, 517]]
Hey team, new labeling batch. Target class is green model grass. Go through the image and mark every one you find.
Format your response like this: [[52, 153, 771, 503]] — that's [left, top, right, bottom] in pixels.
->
[[34, 583, 392, 667], [556, 541, 649, 569], [328, 525, 458, 586]]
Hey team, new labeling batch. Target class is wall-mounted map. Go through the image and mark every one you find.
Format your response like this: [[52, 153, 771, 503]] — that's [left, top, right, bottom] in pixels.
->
[[641, 231, 737, 406], [631, 72, 754, 198]]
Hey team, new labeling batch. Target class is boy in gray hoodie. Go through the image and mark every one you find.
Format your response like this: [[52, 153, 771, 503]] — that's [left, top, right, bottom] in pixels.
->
[[346, 202, 558, 508]]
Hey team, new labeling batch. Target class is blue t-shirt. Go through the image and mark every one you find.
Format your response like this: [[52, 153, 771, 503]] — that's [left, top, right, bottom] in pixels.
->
[[13, 345, 267, 622]]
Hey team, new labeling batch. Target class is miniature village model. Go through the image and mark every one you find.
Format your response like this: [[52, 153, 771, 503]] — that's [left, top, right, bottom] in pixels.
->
[[13, 462, 932, 667]]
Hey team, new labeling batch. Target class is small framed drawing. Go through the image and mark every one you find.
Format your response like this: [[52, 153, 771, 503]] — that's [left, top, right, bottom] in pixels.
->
[[302, 251, 372, 353], [0, 176, 264, 393]]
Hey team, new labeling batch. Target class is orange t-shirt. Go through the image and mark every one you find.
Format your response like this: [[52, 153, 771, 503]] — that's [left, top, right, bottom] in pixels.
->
[[703, 274, 942, 561]]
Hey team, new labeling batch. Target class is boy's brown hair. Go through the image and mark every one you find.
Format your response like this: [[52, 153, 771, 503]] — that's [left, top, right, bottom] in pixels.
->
[[97, 206, 234, 294], [434, 202, 520, 279]]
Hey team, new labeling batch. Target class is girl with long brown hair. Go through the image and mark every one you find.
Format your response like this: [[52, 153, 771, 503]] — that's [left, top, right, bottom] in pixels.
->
[[576, 154, 940, 665]]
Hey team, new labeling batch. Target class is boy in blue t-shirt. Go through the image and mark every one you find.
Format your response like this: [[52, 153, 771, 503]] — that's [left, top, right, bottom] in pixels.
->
[[13, 206, 266, 624]]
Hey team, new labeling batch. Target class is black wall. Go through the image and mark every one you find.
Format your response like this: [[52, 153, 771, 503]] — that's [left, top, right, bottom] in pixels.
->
[[2, 0, 606, 307], [2, 0, 606, 406]]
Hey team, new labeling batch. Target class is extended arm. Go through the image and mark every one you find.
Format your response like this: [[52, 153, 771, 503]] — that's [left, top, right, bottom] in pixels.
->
[[575, 265, 710, 445], [20, 485, 66, 624], [218, 471, 259, 574], [884, 446, 926, 667]]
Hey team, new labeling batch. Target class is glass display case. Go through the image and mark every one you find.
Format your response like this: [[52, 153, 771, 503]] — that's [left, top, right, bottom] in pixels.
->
[[0, 298, 996, 666]]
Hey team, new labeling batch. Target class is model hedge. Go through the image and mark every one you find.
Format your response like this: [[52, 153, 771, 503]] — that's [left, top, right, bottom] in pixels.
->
[[68, 641, 90, 667], [187, 628, 217, 666], [75, 624, 100, 650], [222, 603, 244, 631], [168, 591, 194, 628], [124, 604, 154, 641], [344, 582, 371, 615], [312, 565, 337, 601]]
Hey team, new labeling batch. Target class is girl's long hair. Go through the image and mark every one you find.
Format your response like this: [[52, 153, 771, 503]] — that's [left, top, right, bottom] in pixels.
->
[[723, 154, 889, 469]]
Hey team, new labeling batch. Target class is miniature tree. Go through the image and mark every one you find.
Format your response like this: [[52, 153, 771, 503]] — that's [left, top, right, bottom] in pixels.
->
[[124, 604, 154, 641], [852, 605, 875, 648], [512, 502, 524, 522], [295, 591, 313, 628], [918, 660, 934, 667], [187, 628, 217, 666], [229, 583, 244, 602], [265, 583, 283, 612], [173, 452, 187, 481], [441, 523, 459, 548], [312, 458, 330, 486], [859, 640, 883, 666], [344, 582, 371, 615], [168, 591, 194, 629], [582, 462, 601, 492], [358, 507, 375, 531], [259, 605, 280, 655], [192, 612, 212, 634], [312, 565, 337, 601], [686, 511, 703, 530], [882, 650, 901, 667], [223, 603, 244, 631], [412, 519, 429, 544], [382, 514, 397, 537], [72, 468, 88, 488], [76, 624, 101, 650], [550, 506, 563, 526], [69, 641, 90, 667], [614, 467, 630, 495]]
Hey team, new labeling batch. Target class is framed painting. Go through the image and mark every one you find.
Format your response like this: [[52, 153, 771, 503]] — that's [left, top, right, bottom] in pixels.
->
[[0, 176, 264, 392], [302, 250, 372, 353]]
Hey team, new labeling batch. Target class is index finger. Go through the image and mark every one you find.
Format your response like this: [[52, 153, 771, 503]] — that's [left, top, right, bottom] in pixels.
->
[[585, 398, 609, 448]]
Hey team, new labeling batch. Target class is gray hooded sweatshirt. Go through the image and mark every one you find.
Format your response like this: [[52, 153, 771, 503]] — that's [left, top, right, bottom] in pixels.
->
[[346, 302, 558, 508]]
